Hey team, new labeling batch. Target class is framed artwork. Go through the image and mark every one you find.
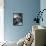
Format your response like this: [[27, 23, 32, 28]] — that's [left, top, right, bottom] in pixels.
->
[[13, 13, 23, 26]]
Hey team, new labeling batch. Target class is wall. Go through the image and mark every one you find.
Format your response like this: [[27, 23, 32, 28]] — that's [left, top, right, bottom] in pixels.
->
[[4, 0, 40, 42], [40, 0, 46, 26], [0, 0, 4, 42]]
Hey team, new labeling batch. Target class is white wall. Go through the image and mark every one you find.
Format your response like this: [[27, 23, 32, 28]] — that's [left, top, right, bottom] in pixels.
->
[[0, 0, 4, 42]]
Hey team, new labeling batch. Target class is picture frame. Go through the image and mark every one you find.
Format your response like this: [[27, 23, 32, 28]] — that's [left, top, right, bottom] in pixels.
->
[[13, 13, 23, 26]]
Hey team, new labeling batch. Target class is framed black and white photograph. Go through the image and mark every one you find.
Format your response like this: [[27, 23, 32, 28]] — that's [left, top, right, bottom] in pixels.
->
[[13, 13, 23, 26]]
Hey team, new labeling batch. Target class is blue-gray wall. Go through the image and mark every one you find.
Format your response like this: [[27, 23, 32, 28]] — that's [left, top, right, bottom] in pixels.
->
[[4, 0, 40, 42]]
